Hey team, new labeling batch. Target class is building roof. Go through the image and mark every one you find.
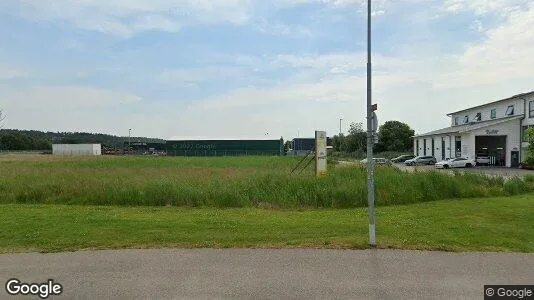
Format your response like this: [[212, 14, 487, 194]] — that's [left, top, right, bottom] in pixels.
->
[[414, 115, 523, 138], [292, 137, 332, 140], [446, 91, 534, 116], [167, 136, 282, 141]]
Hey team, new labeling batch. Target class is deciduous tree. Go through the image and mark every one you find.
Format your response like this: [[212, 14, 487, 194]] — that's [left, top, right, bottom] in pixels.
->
[[524, 128, 534, 166], [376, 121, 415, 152]]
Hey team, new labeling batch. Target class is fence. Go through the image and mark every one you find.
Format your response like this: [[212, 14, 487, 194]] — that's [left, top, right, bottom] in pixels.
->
[[0, 150, 51, 155], [166, 150, 281, 157]]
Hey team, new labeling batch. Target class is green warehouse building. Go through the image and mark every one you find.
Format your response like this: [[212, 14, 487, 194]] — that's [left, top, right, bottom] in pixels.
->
[[166, 136, 284, 156]]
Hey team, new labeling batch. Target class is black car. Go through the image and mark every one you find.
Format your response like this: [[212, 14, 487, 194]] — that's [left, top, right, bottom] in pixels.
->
[[391, 155, 415, 163]]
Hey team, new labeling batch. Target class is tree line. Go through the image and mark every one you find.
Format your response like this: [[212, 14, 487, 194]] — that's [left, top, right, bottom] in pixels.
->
[[331, 120, 415, 154], [0, 129, 165, 151]]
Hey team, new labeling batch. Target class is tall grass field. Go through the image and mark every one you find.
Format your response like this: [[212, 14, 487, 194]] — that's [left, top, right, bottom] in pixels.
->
[[0, 154, 532, 208]]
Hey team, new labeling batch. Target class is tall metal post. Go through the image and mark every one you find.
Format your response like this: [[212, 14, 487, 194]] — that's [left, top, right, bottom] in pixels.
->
[[366, 0, 376, 247], [339, 118, 343, 135]]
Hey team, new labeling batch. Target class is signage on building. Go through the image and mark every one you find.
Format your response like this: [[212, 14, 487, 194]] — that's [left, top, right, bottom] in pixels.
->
[[315, 131, 327, 177], [486, 129, 499, 135]]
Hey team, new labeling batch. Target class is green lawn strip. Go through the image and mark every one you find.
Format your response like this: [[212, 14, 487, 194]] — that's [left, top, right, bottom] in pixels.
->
[[1, 194, 533, 253]]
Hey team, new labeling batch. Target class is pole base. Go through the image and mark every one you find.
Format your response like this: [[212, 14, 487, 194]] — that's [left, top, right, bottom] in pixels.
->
[[369, 244, 377, 249]]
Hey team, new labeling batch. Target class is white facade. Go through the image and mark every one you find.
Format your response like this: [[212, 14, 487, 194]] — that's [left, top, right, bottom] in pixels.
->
[[414, 91, 534, 167], [52, 144, 102, 156]]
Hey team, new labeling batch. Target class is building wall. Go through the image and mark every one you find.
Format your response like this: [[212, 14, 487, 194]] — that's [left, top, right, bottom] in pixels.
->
[[461, 134, 475, 160], [450, 97, 525, 127], [521, 94, 534, 126], [52, 144, 102, 156], [166, 139, 283, 156], [464, 119, 521, 167], [414, 136, 452, 161], [93, 144, 102, 155], [432, 135, 453, 161]]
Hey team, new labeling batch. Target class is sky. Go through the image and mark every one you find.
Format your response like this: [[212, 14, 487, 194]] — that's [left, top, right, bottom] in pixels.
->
[[0, 0, 533, 140]]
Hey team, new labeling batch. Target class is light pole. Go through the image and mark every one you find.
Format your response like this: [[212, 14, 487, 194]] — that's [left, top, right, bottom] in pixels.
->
[[128, 128, 131, 155], [339, 118, 343, 135], [366, 0, 376, 248]]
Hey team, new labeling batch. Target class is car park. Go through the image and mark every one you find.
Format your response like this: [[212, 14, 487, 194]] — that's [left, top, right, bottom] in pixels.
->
[[404, 156, 437, 166], [435, 157, 476, 169]]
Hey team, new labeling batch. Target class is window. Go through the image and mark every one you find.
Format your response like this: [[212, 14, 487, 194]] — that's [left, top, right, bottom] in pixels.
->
[[455, 136, 461, 158], [491, 109, 496, 119], [506, 105, 514, 116], [454, 117, 459, 126], [463, 115, 469, 124], [475, 112, 482, 121], [530, 101, 534, 118]]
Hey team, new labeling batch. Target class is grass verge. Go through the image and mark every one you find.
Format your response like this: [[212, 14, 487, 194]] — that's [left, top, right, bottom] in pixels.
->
[[1, 194, 533, 253], [1, 155, 533, 207]]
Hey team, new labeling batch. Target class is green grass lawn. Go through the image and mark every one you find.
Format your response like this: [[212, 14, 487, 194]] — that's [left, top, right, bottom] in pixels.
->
[[2, 194, 533, 253]]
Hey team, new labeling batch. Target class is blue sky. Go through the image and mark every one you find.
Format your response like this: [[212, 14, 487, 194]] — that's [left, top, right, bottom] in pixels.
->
[[1, 0, 533, 139]]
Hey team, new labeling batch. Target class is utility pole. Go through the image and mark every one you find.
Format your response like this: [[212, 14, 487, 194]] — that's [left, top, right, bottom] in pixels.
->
[[366, 0, 376, 248], [339, 118, 343, 135]]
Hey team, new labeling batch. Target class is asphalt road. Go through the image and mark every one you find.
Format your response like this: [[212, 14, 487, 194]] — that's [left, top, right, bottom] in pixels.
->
[[2, 249, 533, 299]]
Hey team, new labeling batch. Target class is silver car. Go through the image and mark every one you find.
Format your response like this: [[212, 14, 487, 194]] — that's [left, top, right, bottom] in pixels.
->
[[404, 156, 437, 166]]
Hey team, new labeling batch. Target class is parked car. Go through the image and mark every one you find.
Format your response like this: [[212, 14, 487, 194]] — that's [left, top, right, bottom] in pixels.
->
[[360, 158, 392, 166], [476, 156, 490, 165], [404, 156, 437, 166], [391, 155, 415, 163], [435, 157, 475, 169]]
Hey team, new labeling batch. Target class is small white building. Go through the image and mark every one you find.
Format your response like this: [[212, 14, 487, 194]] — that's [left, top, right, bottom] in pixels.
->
[[52, 144, 102, 156], [413, 91, 534, 167]]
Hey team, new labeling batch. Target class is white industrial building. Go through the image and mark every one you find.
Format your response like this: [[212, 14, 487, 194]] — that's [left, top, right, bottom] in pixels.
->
[[413, 91, 534, 167], [52, 144, 102, 156]]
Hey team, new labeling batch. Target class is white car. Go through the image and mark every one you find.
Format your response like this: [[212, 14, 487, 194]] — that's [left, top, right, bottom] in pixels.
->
[[435, 157, 476, 169], [360, 158, 391, 165], [476, 156, 490, 165]]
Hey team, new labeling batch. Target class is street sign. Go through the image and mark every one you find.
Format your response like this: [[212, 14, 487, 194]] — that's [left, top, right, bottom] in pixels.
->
[[372, 111, 378, 132]]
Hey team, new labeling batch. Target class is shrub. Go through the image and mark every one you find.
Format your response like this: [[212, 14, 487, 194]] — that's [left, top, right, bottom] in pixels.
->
[[504, 178, 529, 196], [524, 175, 534, 183]]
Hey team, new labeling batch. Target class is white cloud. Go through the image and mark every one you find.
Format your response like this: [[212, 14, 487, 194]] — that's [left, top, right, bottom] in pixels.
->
[[371, 10, 386, 17], [157, 67, 248, 86], [0, 66, 31, 80], [443, 0, 530, 16], [1, 85, 141, 109], [0, 85, 145, 134], [3, 0, 439, 37], [432, 2, 534, 89], [194, 72, 414, 110], [6, 0, 252, 37], [254, 20, 314, 38], [270, 52, 410, 71]]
